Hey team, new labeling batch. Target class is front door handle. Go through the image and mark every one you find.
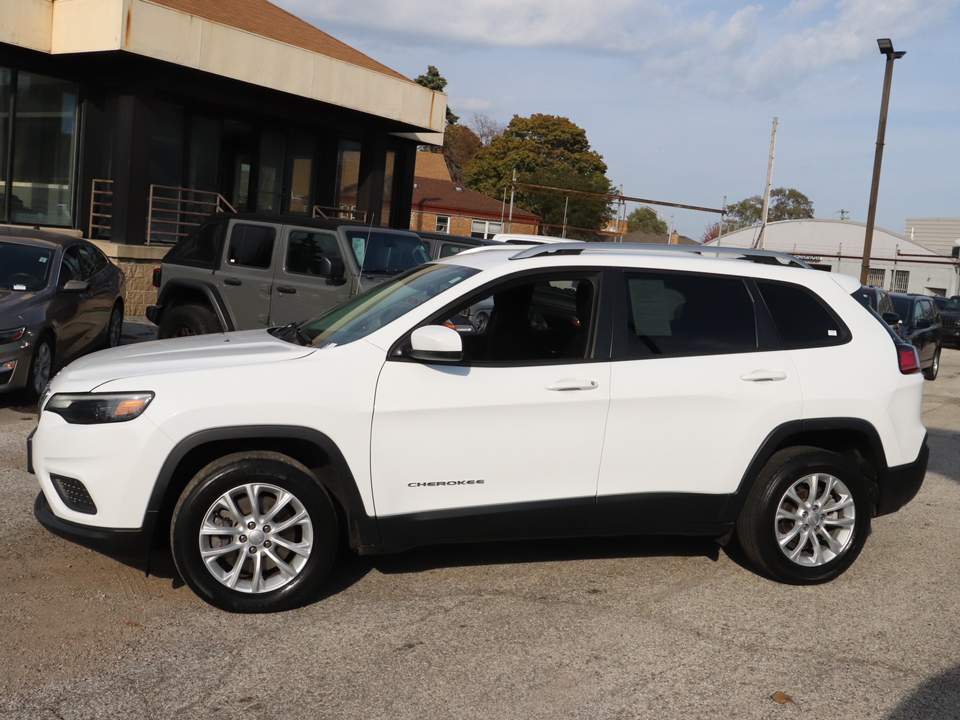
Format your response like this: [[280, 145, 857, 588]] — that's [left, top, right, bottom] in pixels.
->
[[741, 370, 788, 382], [546, 378, 599, 391], [223, 277, 241, 286], [276, 286, 297, 295]]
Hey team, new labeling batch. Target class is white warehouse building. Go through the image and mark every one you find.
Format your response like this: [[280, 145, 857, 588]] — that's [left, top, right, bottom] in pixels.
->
[[706, 219, 958, 297]]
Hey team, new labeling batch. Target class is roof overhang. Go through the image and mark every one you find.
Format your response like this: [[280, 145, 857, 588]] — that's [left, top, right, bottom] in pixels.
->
[[0, 0, 446, 139]]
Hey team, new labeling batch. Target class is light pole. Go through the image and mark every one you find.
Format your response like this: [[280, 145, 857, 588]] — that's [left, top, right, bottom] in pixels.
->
[[860, 38, 906, 285]]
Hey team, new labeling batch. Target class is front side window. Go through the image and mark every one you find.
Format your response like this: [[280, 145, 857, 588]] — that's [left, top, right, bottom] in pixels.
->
[[227, 224, 276, 269], [622, 271, 756, 358], [285, 231, 341, 276], [300, 263, 477, 348], [60, 245, 85, 284], [0, 240, 53, 290]]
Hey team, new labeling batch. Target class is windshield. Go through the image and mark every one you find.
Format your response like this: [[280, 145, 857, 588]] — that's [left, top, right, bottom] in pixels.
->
[[344, 229, 431, 275], [301, 263, 479, 348], [945, 298, 960, 312], [0, 241, 53, 291], [890, 295, 910, 318]]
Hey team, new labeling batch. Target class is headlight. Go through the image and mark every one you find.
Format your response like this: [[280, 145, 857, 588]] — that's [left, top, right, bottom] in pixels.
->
[[0, 327, 25, 343], [45, 392, 155, 424]]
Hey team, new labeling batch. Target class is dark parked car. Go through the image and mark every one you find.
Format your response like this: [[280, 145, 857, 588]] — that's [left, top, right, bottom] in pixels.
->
[[939, 296, 960, 346], [932, 295, 950, 311], [0, 228, 126, 396], [854, 285, 900, 336], [888, 293, 942, 380]]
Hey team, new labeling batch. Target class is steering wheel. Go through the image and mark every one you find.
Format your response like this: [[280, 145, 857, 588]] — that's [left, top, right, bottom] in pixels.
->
[[7, 273, 34, 287]]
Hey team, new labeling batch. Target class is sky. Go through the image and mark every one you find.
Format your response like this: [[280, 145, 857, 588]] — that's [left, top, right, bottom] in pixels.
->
[[274, 0, 960, 242]]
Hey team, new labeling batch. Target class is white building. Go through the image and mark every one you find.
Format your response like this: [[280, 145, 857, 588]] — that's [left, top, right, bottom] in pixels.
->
[[707, 219, 959, 297], [904, 218, 960, 258]]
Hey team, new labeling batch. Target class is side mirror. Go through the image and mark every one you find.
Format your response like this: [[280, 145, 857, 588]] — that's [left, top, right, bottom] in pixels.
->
[[319, 256, 345, 280], [881, 312, 900, 327], [61, 279, 90, 293], [915, 318, 931, 329], [408, 325, 463, 363]]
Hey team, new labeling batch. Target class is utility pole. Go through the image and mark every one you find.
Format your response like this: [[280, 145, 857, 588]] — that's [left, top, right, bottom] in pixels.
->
[[508, 169, 516, 233], [837, 209, 849, 221], [754, 117, 778, 249], [861, 39, 906, 285]]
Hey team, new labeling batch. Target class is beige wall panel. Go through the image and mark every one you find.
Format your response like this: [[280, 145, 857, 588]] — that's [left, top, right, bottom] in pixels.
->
[[119, 1, 201, 65], [198, 22, 316, 100], [0, 0, 53, 53], [50, 0, 125, 54]]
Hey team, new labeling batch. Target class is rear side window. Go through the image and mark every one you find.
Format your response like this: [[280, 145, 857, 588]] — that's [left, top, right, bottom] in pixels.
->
[[756, 280, 848, 349], [621, 271, 757, 358], [227, 224, 276, 269], [168, 221, 223, 265]]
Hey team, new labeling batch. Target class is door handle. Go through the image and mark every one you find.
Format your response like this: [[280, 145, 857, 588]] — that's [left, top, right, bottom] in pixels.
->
[[223, 278, 241, 286], [741, 370, 788, 382], [545, 378, 599, 391], [276, 286, 297, 295]]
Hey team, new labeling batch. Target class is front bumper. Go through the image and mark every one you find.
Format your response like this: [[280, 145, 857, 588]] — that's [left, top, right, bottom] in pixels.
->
[[876, 433, 929, 516], [34, 492, 153, 563]]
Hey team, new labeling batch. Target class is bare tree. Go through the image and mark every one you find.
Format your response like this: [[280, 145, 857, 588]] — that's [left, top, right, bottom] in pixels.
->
[[468, 113, 505, 146]]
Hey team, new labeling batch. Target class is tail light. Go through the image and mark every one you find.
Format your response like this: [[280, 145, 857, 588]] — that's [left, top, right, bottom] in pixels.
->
[[152, 268, 161, 288], [897, 344, 920, 374]]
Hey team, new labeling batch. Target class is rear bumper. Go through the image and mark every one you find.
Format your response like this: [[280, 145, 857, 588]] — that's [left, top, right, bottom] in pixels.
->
[[876, 434, 929, 516], [145, 305, 160, 325]]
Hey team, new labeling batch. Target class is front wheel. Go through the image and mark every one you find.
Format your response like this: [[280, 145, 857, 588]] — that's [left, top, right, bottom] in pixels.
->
[[158, 304, 222, 339], [736, 447, 871, 584], [28, 336, 54, 397], [171, 452, 339, 612]]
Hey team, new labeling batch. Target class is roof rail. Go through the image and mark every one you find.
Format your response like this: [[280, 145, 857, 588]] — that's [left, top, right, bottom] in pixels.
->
[[508, 242, 812, 269]]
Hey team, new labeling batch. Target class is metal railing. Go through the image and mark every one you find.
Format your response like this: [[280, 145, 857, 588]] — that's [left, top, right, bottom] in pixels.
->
[[147, 185, 236, 245], [88, 179, 113, 239], [313, 204, 367, 222]]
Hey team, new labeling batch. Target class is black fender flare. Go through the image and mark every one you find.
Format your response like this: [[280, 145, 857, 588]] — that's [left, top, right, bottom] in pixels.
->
[[717, 417, 896, 523], [143, 425, 380, 549], [156, 278, 235, 331]]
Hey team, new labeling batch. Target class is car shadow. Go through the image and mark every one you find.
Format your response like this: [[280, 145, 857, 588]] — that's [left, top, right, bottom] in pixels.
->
[[885, 663, 960, 719], [924, 427, 960, 486]]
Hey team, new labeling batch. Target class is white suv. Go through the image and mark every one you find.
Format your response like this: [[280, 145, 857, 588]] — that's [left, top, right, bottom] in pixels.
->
[[29, 243, 929, 612]]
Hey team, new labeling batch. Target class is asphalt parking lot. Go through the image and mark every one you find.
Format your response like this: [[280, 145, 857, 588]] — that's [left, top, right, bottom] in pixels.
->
[[2, 325, 960, 719]]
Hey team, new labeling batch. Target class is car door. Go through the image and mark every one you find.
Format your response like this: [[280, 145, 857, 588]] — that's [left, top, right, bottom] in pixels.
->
[[218, 221, 280, 328], [47, 245, 94, 362], [595, 270, 803, 529], [75, 244, 113, 346], [269, 226, 351, 326], [370, 270, 611, 543]]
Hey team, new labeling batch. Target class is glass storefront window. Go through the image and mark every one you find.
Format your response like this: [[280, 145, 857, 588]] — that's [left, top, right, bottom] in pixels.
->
[[285, 130, 314, 214], [188, 117, 221, 192], [336, 139, 361, 219], [0, 68, 10, 217], [149, 101, 184, 188], [257, 128, 285, 213], [381, 149, 395, 227], [10, 71, 79, 226]]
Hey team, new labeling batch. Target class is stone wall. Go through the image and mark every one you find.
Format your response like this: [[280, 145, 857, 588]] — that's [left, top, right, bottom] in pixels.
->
[[91, 241, 168, 317]]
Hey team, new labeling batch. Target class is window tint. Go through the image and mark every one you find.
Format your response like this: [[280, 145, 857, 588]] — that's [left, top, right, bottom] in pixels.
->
[[439, 243, 472, 258], [60, 246, 83, 284], [757, 281, 847, 349], [285, 231, 341, 276], [622, 272, 756, 358], [0, 241, 53, 290], [170, 221, 222, 264], [77, 245, 105, 277], [227, 224, 276, 269]]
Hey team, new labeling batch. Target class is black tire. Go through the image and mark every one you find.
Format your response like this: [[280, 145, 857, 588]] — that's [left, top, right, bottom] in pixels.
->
[[736, 446, 871, 585], [171, 451, 339, 613], [923, 345, 940, 381], [157, 303, 222, 339], [104, 302, 124, 348], [27, 335, 54, 398]]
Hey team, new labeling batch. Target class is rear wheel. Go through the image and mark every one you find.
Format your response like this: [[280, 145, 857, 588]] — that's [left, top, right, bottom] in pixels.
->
[[923, 345, 940, 381], [105, 302, 124, 348], [171, 452, 339, 612], [158, 304, 222, 339], [736, 447, 871, 584]]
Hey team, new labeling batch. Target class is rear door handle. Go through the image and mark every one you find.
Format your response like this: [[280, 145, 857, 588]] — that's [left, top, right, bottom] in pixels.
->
[[223, 278, 241, 286], [546, 378, 599, 391], [276, 286, 296, 295], [741, 370, 788, 382]]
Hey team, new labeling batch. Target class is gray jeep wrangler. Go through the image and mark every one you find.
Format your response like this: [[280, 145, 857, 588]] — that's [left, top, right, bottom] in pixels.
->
[[147, 213, 431, 338]]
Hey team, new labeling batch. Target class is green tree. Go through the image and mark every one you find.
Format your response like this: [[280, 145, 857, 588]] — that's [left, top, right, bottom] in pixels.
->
[[627, 206, 668, 234], [414, 65, 459, 125], [464, 114, 614, 237], [726, 188, 814, 231]]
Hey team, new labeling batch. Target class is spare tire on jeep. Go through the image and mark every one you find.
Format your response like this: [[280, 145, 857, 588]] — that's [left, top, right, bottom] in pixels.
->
[[158, 304, 223, 338]]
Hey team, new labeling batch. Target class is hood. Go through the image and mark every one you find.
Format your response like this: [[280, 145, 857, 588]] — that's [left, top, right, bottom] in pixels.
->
[[54, 330, 315, 390], [0, 289, 47, 325]]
